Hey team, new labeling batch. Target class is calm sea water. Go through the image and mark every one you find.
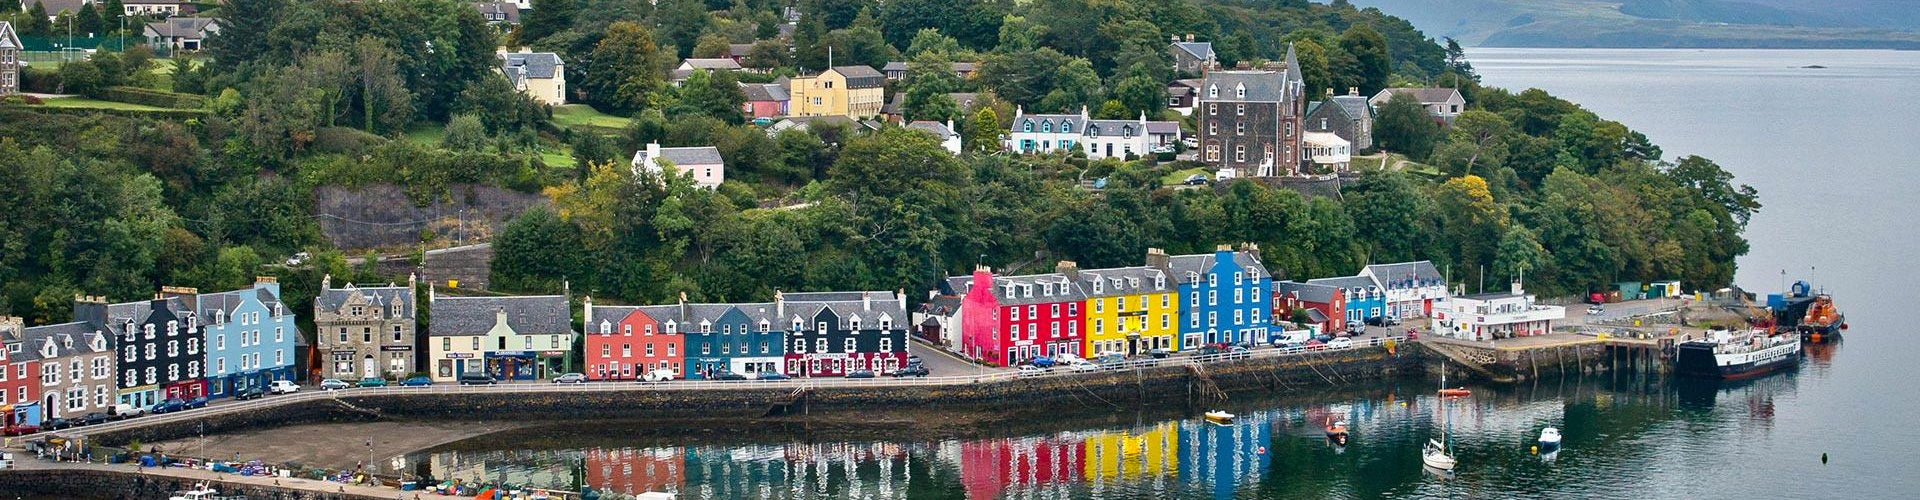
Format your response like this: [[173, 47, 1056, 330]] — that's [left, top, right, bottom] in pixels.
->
[[401, 50, 1920, 499]]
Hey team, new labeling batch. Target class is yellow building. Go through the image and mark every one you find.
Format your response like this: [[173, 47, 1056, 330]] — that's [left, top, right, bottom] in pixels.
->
[[786, 66, 886, 119], [1082, 421, 1180, 484], [1061, 263, 1179, 358]]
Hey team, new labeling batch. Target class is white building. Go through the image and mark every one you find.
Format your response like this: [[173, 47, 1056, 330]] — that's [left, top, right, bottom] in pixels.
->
[[1429, 282, 1565, 341], [632, 142, 725, 189], [1301, 131, 1350, 173], [1360, 261, 1449, 320], [1005, 106, 1180, 161], [906, 120, 963, 155]]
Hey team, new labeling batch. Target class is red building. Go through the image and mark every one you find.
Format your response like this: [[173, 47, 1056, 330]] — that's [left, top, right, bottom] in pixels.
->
[[949, 267, 1087, 367], [584, 302, 685, 380], [1274, 281, 1345, 334], [960, 435, 1085, 500], [584, 447, 684, 497], [0, 319, 42, 426]]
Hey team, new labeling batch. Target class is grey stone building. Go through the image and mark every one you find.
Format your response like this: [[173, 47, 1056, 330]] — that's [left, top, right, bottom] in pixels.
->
[[314, 274, 418, 380], [1195, 45, 1304, 177], [1305, 87, 1375, 152], [1168, 35, 1215, 77], [1, 21, 20, 95]]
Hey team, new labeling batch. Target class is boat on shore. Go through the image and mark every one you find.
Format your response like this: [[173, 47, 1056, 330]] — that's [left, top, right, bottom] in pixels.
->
[[1675, 327, 1802, 379]]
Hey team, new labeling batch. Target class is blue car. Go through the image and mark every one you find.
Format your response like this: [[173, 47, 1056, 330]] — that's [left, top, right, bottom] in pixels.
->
[[402, 376, 434, 387], [755, 372, 791, 381], [1029, 356, 1056, 368], [184, 396, 209, 409], [149, 398, 186, 414]]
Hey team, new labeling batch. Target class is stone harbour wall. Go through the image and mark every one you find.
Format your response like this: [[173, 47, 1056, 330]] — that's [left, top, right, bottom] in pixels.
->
[[0, 469, 391, 500]]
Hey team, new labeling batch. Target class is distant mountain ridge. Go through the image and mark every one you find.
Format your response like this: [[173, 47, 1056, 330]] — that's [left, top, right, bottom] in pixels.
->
[[1351, 0, 1920, 49]]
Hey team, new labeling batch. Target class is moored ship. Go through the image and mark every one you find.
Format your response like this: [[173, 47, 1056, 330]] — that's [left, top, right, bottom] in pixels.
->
[[1675, 328, 1802, 379], [1796, 294, 1845, 342]]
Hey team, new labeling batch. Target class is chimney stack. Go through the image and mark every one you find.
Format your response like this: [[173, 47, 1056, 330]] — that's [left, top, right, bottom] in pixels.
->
[[1145, 248, 1170, 272], [775, 290, 785, 318], [1349, 87, 1359, 96], [322, 273, 332, 290], [1185, 33, 1194, 42], [583, 295, 594, 326], [1170, 34, 1179, 43], [1055, 261, 1080, 282], [863, 291, 872, 311], [897, 288, 906, 312]]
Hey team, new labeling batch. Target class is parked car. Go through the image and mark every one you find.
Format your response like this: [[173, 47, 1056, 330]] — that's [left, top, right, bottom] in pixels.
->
[[1150, 144, 1176, 154], [1273, 331, 1311, 348], [552, 373, 587, 384], [1304, 339, 1327, 350], [402, 376, 435, 387], [641, 369, 676, 382], [1229, 345, 1250, 359], [458, 373, 498, 385], [269, 380, 301, 394], [150, 398, 187, 414], [845, 370, 877, 379], [906, 355, 923, 365], [1094, 353, 1127, 365], [319, 379, 350, 390], [1182, 174, 1210, 185], [709, 371, 749, 381], [1066, 361, 1098, 373], [1587, 304, 1605, 315], [1365, 316, 1400, 327], [110, 403, 145, 419], [1328, 337, 1355, 349], [1148, 348, 1171, 359], [357, 377, 388, 388], [1347, 322, 1365, 335], [1029, 356, 1056, 368], [756, 372, 792, 381], [184, 396, 209, 409], [1313, 333, 1334, 344], [234, 386, 265, 400], [891, 365, 930, 377], [80, 413, 112, 426], [1017, 365, 1046, 377], [42, 418, 73, 430], [1, 424, 40, 436]]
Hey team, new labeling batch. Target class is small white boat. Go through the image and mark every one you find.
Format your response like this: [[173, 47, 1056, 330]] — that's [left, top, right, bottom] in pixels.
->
[[1538, 427, 1562, 450], [1204, 411, 1234, 425], [1422, 438, 1457, 471]]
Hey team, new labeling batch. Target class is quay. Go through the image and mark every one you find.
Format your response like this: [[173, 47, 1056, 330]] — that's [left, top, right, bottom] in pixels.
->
[[0, 459, 470, 500]]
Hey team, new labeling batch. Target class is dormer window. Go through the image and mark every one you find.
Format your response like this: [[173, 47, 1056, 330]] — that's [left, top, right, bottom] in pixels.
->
[[1127, 277, 1139, 288], [1207, 85, 1218, 98], [880, 316, 892, 330], [1235, 83, 1245, 98], [1089, 125, 1099, 136], [665, 321, 678, 334], [700, 321, 711, 333], [850, 317, 861, 330], [759, 320, 770, 333], [1023, 285, 1033, 298], [1023, 122, 1033, 132], [214, 310, 224, 324], [1062, 122, 1072, 134], [351, 306, 364, 316], [1154, 275, 1165, 288], [1092, 280, 1103, 294], [792, 318, 804, 331], [1041, 121, 1052, 133], [600, 320, 612, 334]]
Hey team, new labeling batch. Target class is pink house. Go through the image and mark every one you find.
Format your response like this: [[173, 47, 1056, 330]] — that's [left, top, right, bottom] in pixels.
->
[[741, 82, 788, 120], [949, 266, 1087, 367]]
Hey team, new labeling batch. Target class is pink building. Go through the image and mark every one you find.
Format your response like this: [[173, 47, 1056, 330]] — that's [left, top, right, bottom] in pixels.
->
[[949, 266, 1086, 367], [741, 83, 788, 120]]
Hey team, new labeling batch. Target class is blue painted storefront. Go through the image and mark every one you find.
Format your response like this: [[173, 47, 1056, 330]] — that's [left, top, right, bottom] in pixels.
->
[[1176, 248, 1274, 349]]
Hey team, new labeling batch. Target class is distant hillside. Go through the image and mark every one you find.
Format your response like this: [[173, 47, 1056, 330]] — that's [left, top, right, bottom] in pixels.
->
[[1350, 0, 1920, 49]]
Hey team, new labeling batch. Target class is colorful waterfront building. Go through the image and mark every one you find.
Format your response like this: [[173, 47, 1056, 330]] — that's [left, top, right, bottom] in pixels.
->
[[1274, 280, 1345, 334], [75, 289, 209, 407], [1152, 245, 1275, 348], [675, 301, 785, 379], [780, 291, 909, 377], [1429, 282, 1565, 341], [1064, 262, 1178, 357], [950, 266, 1087, 367], [194, 278, 299, 398], [1359, 260, 1448, 319], [314, 274, 419, 381], [1304, 275, 1382, 329], [426, 293, 575, 381], [584, 447, 684, 497], [0, 317, 43, 426], [1083, 422, 1181, 487], [583, 301, 684, 380], [16, 320, 113, 422]]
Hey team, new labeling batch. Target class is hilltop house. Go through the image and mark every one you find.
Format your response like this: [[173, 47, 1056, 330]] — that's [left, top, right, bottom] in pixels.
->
[[314, 274, 418, 381], [787, 65, 885, 119], [631, 142, 724, 189], [1005, 106, 1180, 160], [906, 120, 963, 155], [1370, 87, 1466, 125], [143, 17, 218, 52], [1167, 79, 1203, 116], [741, 82, 788, 120], [471, 2, 520, 25], [0, 21, 18, 95], [501, 51, 566, 106], [194, 278, 300, 398], [1305, 87, 1374, 151], [1168, 35, 1215, 76], [1195, 46, 1305, 177], [671, 58, 743, 84], [426, 293, 574, 382], [123, 0, 189, 17]]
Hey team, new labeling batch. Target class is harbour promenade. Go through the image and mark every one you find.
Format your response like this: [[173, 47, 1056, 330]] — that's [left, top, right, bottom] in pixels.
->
[[3, 458, 470, 500]]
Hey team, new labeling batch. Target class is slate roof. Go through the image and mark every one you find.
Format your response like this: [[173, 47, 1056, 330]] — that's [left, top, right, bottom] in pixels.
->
[[1364, 261, 1446, 288], [881, 61, 909, 73], [1199, 70, 1288, 103], [1275, 281, 1339, 304], [1306, 275, 1377, 292], [830, 65, 884, 88], [427, 295, 572, 337], [906, 120, 955, 138], [1332, 94, 1371, 120], [741, 82, 787, 102], [682, 58, 742, 70], [919, 295, 963, 317], [1075, 266, 1172, 298], [1302, 308, 1329, 323], [1171, 41, 1214, 60], [318, 284, 415, 318], [1165, 250, 1272, 284], [0, 22, 19, 51], [144, 17, 216, 39], [729, 43, 754, 58], [1375, 88, 1463, 104], [21, 321, 108, 359], [1144, 121, 1180, 135], [948, 272, 1086, 306], [501, 52, 563, 80], [24, 0, 87, 16], [470, 2, 520, 23], [784, 291, 907, 330], [637, 145, 724, 166]]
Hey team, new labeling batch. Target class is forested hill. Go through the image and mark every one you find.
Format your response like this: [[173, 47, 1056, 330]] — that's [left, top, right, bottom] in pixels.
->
[[0, 0, 1755, 327]]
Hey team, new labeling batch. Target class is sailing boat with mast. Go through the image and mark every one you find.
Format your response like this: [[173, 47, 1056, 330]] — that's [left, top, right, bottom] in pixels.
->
[[1424, 360, 1460, 471]]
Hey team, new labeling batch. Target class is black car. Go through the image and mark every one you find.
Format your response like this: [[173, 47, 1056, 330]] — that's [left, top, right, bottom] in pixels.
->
[[459, 373, 498, 385], [1365, 316, 1400, 327], [845, 370, 877, 379], [234, 386, 265, 400], [43, 418, 73, 430], [709, 371, 749, 381], [891, 365, 930, 377], [80, 413, 112, 426]]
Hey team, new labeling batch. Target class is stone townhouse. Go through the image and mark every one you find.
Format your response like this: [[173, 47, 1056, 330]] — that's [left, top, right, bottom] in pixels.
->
[[1305, 87, 1374, 151], [1, 21, 20, 95], [315, 274, 418, 381], [427, 293, 574, 381], [19, 320, 114, 421], [74, 289, 207, 408], [1168, 35, 1215, 76], [1195, 46, 1304, 177]]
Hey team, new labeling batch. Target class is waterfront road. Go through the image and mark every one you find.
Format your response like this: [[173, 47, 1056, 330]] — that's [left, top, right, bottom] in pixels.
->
[[907, 337, 1007, 377]]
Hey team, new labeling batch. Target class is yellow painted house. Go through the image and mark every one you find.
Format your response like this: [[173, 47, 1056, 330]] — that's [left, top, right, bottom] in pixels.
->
[[1060, 262, 1179, 358], [1083, 421, 1180, 485], [786, 65, 886, 119], [426, 294, 576, 382]]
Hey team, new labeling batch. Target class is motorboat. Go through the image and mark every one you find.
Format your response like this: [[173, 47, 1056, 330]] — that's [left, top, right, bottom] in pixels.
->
[[1204, 411, 1234, 425], [1438, 387, 1472, 398], [1325, 417, 1349, 445], [1538, 427, 1562, 451]]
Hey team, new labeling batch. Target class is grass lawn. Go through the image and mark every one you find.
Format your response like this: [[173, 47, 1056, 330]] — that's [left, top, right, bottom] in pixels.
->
[[40, 97, 176, 111], [404, 123, 446, 146], [1161, 167, 1213, 186], [538, 148, 575, 168], [551, 104, 631, 130]]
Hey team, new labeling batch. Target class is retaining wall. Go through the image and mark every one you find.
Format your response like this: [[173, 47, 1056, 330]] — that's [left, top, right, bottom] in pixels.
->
[[0, 469, 389, 500]]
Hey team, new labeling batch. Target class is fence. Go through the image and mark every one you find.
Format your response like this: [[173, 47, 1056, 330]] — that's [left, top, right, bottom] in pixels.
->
[[64, 336, 1409, 437]]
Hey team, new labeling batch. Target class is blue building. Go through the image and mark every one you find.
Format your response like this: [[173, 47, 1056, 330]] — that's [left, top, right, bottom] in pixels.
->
[[676, 302, 785, 379], [1152, 245, 1274, 349], [1306, 275, 1384, 327], [196, 278, 299, 398]]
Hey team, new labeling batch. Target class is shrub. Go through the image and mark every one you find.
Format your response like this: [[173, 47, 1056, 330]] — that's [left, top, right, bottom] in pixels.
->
[[0, 94, 46, 105], [20, 66, 64, 94], [99, 86, 206, 109]]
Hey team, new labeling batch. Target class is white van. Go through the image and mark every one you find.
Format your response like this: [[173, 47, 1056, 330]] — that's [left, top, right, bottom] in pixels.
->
[[269, 380, 301, 394], [641, 369, 677, 382], [1273, 331, 1312, 347]]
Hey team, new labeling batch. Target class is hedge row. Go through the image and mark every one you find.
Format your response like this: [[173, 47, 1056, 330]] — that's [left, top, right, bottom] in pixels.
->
[[0, 104, 210, 120], [100, 86, 204, 109]]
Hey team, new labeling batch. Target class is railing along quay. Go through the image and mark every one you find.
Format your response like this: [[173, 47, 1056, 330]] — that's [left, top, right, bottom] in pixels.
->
[[60, 336, 1407, 438]]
